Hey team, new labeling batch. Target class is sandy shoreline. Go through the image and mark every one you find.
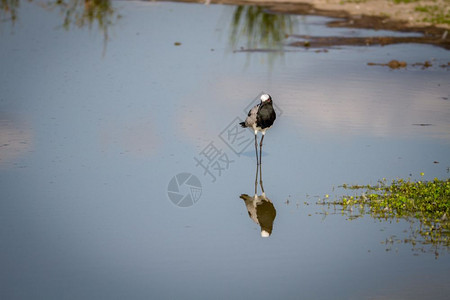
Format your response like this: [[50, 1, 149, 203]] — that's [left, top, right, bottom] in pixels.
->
[[159, 0, 450, 49], [254, 0, 450, 30], [161, 0, 450, 34]]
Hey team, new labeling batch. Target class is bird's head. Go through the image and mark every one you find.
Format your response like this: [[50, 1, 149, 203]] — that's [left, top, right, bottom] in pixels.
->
[[261, 230, 270, 238], [260, 94, 272, 103]]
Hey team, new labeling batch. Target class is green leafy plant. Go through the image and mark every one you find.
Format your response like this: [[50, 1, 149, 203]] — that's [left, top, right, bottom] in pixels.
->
[[319, 174, 450, 257], [415, 5, 450, 25]]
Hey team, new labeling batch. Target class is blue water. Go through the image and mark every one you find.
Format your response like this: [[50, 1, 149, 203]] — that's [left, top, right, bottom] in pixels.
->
[[1, 1, 449, 299]]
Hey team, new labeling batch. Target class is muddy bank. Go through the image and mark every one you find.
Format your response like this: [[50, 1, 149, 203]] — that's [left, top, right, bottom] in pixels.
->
[[289, 34, 450, 50], [159, 0, 450, 50]]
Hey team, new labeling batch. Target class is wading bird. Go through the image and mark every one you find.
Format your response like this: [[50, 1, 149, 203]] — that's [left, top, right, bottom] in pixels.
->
[[239, 93, 276, 166]]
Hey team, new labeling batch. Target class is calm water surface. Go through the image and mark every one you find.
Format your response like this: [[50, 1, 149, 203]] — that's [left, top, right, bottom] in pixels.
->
[[1, 1, 449, 299]]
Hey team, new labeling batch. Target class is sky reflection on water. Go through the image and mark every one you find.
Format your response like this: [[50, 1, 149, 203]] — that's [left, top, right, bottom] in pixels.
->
[[1, 1, 450, 299]]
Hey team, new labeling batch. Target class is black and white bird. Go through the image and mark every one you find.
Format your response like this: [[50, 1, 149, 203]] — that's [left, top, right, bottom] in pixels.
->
[[239, 94, 276, 165]]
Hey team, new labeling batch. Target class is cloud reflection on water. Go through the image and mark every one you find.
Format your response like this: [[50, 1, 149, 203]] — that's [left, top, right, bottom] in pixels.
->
[[176, 67, 450, 153], [0, 115, 33, 168], [279, 74, 450, 141], [99, 119, 160, 158]]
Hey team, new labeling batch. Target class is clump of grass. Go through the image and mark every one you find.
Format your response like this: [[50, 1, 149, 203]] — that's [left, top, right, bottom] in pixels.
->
[[389, 1, 450, 26], [320, 174, 450, 256], [414, 5, 450, 25]]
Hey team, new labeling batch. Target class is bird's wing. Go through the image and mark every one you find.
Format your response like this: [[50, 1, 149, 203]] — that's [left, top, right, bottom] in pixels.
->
[[240, 194, 258, 223], [245, 104, 259, 127], [248, 104, 259, 117]]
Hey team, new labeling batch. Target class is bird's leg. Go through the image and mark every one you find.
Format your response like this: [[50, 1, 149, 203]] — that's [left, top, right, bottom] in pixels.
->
[[254, 131, 259, 193], [259, 159, 265, 194], [259, 133, 265, 165], [254, 132, 259, 166], [254, 159, 259, 195], [259, 133, 265, 187]]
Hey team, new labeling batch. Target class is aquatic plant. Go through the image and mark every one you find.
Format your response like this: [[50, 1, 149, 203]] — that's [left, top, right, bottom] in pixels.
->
[[319, 174, 450, 257], [51, 0, 117, 31], [47, 0, 120, 52], [1, 0, 120, 54], [0, 0, 19, 23], [229, 5, 295, 50], [227, 5, 298, 69]]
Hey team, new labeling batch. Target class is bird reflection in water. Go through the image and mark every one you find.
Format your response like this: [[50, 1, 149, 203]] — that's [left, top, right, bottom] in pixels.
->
[[240, 161, 276, 238]]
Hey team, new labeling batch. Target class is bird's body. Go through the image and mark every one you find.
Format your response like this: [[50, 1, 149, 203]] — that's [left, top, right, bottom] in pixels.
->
[[239, 94, 276, 135]]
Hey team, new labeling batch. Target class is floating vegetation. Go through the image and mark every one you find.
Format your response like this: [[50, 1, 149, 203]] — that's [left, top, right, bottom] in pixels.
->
[[367, 59, 407, 69], [318, 174, 450, 258], [366, 60, 446, 69]]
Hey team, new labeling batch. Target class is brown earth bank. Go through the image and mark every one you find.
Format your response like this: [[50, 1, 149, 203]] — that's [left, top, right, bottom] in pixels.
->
[[157, 0, 450, 50]]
